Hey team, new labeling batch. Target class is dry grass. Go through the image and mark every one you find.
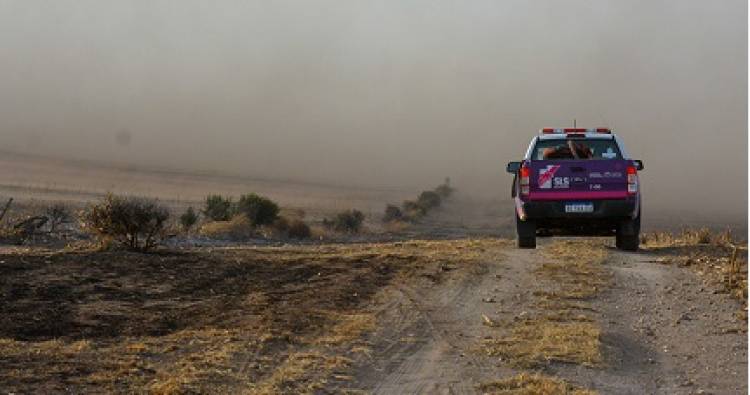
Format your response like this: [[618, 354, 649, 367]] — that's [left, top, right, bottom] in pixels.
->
[[315, 313, 376, 346], [199, 215, 255, 240], [641, 228, 747, 311], [484, 319, 601, 367], [479, 373, 596, 395], [640, 227, 737, 248], [249, 352, 352, 395], [483, 241, 608, 369]]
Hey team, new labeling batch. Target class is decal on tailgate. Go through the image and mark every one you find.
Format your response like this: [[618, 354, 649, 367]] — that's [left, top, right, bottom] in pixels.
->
[[538, 165, 561, 189]]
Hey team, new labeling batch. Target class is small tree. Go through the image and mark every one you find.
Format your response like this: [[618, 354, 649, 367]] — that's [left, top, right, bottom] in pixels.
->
[[203, 195, 233, 221], [235, 193, 279, 226], [180, 207, 199, 232], [83, 194, 169, 252]]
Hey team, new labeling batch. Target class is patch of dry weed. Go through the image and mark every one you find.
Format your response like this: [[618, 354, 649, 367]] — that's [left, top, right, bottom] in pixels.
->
[[479, 372, 596, 395]]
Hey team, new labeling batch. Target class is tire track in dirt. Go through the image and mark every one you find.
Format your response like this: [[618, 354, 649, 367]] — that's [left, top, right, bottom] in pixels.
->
[[352, 238, 747, 394], [352, 242, 538, 394], [543, 244, 746, 394]]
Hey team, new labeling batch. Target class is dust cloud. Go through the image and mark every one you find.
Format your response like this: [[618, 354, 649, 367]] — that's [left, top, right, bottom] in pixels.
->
[[0, 0, 746, 220]]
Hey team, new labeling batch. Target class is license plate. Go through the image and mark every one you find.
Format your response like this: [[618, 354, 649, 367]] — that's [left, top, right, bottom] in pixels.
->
[[565, 202, 594, 213]]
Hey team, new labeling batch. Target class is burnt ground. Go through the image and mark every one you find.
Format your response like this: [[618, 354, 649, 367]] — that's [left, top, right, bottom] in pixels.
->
[[0, 244, 403, 393]]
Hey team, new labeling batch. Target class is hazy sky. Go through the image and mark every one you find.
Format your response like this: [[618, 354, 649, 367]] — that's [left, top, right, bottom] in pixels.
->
[[0, 1, 746, 216]]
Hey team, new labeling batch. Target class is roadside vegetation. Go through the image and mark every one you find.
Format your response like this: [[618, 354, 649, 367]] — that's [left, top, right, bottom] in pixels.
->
[[82, 194, 170, 252], [382, 178, 454, 225], [641, 228, 748, 318]]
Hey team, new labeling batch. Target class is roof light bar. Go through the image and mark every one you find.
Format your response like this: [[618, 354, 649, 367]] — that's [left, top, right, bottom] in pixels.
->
[[539, 127, 612, 134]]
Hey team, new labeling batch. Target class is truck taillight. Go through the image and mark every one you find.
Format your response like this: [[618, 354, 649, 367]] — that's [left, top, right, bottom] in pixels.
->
[[627, 165, 638, 194], [519, 166, 530, 196]]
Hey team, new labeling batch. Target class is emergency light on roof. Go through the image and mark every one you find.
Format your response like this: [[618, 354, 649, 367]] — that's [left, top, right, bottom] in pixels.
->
[[540, 128, 612, 134]]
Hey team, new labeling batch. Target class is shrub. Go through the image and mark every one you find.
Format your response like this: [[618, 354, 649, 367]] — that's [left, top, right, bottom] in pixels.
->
[[402, 200, 426, 220], [180, 207, 199, 232], [288, 219, 312, 239], [203, 195, 233, 221], [326, 209, 365, 233], [82, 194, 169, 252], [271, 216, 290, 233], [46, 203, 71, 232], [416, 190, 441, 211], [235, 193, 279, 226], [382, 204, 404, 223], [435, 178, 454, 199]]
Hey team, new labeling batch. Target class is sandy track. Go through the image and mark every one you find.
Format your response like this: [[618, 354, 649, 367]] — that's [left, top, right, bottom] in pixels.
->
[[352, 239, 747, 394]]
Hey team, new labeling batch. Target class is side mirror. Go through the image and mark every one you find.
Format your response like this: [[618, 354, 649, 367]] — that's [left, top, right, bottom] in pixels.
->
[[506, 161, 521, 174], [633, 160, 644, 171]]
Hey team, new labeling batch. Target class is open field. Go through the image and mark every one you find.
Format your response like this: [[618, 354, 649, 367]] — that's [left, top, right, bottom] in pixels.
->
[[0, 151, 745, 235], [0, 153, 746, 394]]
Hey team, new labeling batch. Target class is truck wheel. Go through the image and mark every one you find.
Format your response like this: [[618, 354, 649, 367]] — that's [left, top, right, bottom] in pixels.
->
[[616, 233, 639, 251], [516, 214, 536, 249], [616, 214, 640, 251]]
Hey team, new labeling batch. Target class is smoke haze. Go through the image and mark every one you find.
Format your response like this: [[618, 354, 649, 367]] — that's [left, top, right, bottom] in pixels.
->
[[0, 0, 746, 218]]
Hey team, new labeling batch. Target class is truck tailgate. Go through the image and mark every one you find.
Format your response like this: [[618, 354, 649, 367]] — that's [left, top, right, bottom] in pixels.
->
[[528, 159, 629, 201]]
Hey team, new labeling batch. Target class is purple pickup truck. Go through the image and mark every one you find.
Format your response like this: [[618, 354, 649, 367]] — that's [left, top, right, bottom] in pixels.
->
[[506, 128, 643, 250]]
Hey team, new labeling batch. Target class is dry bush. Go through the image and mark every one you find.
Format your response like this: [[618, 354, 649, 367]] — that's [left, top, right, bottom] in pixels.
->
[[479, 373, 595, 395], [401, 200, 426, 220], [416, 190, 442, 211], [382, 204, 404, 223], [325, 209, 365, 233], [203, 195, 233, 221], [199, 215, 254, 241], [82, 194, 169, 252], [385, 179, 455, 225], [256, 217, 310, 240], [287, 219, 311, 239], [179, 207, 199, 232], [235, 193, 279, 226]]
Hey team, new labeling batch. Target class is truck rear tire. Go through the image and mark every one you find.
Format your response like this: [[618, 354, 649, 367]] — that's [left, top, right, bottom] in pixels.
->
[[616, 213, 640, 251], [616, 233, 639, 251], [516, 215, 536, 249]]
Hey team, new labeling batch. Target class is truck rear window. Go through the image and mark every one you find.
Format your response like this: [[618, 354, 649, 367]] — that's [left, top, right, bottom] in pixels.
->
[[532, 139, 622, 160]]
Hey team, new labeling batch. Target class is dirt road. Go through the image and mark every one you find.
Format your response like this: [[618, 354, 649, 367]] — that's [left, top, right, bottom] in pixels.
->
[[352, 239, 747, 394]]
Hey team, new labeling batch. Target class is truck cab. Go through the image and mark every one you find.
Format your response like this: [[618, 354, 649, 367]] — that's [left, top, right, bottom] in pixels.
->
[[506, 128, 643, 250]]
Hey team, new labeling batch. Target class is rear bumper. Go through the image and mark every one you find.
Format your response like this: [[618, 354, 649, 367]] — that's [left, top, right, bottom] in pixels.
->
[[518, 198, 638, 220]]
